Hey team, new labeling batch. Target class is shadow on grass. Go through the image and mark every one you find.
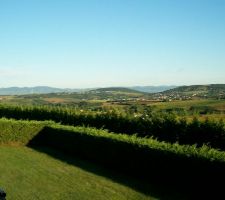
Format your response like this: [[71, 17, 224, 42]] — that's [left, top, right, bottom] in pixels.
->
[[28, 145, 187, 200], [26, 127, 225, 200]]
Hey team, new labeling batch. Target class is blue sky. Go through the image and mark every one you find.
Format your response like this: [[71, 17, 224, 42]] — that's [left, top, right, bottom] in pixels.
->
[[0, 0, 224, 88]]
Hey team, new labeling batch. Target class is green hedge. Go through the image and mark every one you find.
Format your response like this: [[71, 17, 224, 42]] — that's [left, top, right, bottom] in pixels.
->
[[0, 119, 224, 167], [0, 104, 224, 150], [0, 118, 50, 145], [0, 118, 225, 196], [32, 124, 225, 197], [0, 118, 224, 162]]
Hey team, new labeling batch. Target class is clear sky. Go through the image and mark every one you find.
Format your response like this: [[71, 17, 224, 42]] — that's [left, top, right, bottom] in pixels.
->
[[0, 0, 225, 88]]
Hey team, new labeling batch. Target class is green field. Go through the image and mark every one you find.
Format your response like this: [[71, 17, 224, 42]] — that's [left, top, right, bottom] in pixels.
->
[[149, 99, 225, 120], [0, 146, 155, 200], [0, 92, 224, 122], [150, 99, 225, 111]]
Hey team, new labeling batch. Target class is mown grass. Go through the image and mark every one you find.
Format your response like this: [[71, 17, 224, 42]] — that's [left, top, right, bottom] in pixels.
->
[[0, 146, 155, 200]]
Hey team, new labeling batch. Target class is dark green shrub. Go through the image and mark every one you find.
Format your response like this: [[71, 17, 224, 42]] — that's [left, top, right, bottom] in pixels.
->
[[0, 118, 225, 196], [0, 104, 224, 150]]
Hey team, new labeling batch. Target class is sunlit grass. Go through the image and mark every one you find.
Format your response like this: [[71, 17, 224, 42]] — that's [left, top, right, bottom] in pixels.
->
[[0, 146, 155, 200]]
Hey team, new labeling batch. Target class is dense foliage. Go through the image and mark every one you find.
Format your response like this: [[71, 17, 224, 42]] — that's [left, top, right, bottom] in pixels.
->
[[0, 118, 51, 144], [0, 118, 224, 196], [0, 104, 224, 150], [0, 117, 223, 161]]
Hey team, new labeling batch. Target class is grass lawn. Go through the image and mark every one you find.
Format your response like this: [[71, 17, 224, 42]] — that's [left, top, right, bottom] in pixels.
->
[[0, 146, 156, 200]]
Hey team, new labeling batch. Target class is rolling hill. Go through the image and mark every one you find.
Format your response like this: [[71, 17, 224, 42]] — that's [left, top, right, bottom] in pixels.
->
[[0, 86, 177, 95], [150, 84, 225, 100], [130, 86, 177, 93], [0, 85, 224, 100], [0, 86, 94, 95], [163, 84, 225, 95], [0, 86, 74, 95], [90, 87, 144, 94]]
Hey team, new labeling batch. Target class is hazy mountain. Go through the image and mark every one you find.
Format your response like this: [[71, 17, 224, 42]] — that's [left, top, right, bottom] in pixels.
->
[[1, 85, 223, 96], [0, 86, 80, 95], [0, 86, 146, 95], [91, 87, 144, 94], [130, 86, 177, 93]]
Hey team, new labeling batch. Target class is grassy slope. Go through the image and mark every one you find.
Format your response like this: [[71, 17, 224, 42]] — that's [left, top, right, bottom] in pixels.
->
[[0, 146, 155, 200]]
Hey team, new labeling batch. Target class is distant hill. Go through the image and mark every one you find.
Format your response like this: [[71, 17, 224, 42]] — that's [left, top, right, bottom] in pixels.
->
[[0, 86, 144, 95], [130, 86, 177, 93], [0, 86, 80, 95], [163, 84, 225, 94], [152, 84, 225, 99], [1, 85, 223, 98], [91, 87, 144, 94], [0, 86, 170, 95]]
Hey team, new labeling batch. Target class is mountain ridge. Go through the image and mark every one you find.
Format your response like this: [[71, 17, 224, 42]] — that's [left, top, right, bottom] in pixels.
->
[[0, 84, 224, 96], [90, 87, 144, 94], [0, 86, 77, 95], [0, 85, 176, 95]]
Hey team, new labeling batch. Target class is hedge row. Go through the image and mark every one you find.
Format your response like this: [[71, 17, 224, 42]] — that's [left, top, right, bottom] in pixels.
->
[[0, 118, 225, 196], [0, 104, 224, 150], [0, 118, 224, 161], [0, 118, 50, 144]]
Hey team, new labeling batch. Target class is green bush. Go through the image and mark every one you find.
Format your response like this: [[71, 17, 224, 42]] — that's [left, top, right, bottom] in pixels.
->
[[0, 104, 224, 150], [0, 118, 224, 163], [0, 118, 225, 195], [0, 118, 51, 144]]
